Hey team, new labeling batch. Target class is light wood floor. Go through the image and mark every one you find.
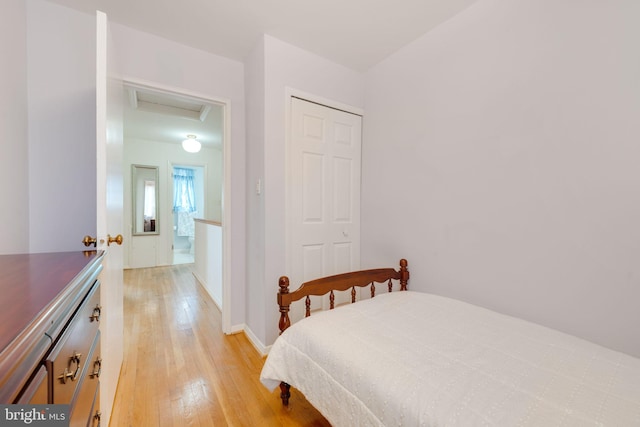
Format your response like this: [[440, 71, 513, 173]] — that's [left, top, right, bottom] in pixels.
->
[[110, 264, 330, 427]]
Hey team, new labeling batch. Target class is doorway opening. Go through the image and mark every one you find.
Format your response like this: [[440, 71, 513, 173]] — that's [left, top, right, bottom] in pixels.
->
[[122, 79, 232, 333], [172, 164, 205, 265]]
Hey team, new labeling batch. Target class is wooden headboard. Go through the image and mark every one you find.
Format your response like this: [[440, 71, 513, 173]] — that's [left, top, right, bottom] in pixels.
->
[[277, 259, 409, 334]]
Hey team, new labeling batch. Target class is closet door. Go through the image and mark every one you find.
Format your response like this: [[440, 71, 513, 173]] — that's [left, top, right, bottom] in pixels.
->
[[290, 97, 362, 318]]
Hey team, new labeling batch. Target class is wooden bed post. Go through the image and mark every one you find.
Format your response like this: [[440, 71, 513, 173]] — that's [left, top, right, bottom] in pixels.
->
[[279, 382, 291, 406], [277, 276, 292, 405], [399, 259, 409, 291], [278, 276, 291, 334]]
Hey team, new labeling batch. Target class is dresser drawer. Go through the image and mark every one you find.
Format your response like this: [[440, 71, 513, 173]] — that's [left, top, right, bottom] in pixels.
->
[[0, 251, 103, 404], [87, 380, 101, 427], [15, 365, 48, 404], [46, 281, 101, 404], [69, 332, 100, 427]]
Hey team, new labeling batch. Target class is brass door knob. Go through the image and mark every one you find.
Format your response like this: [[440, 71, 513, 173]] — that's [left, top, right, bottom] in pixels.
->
[[82, 235, 97, 247], [107, 234, 123, 246]]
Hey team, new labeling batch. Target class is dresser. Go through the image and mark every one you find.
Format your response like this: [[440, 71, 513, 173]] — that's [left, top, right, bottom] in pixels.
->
[[0, 251, 104, 427]]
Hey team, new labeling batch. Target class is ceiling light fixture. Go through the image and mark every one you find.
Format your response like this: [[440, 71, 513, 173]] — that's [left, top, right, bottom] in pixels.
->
[[181, 134, 201, 153]]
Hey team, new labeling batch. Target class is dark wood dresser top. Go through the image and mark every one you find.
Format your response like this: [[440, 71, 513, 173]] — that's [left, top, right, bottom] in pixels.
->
[[0, 251, 103, 355]]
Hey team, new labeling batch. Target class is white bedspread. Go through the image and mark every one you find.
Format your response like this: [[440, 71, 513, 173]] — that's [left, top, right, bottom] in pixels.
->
[[260, 291, 640, 426]]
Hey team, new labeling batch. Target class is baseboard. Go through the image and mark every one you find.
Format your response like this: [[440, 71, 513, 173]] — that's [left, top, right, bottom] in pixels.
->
[[242, 325, 272, 356], [192, 271, 222, 310], [192, 270, 205, 288], [229, 323, 245, 334]]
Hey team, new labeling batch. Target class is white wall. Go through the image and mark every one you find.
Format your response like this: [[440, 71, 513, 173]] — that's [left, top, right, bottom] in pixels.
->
[[362, 0, 640, 356], [123, 138, 222, 268], [244, 38, 267, 345], [27, 0, 97, 253], [193, 221, 223, 308], [245, 35, 365, 348], [112, 24, 247, 328], [0, 0, 29, 254]]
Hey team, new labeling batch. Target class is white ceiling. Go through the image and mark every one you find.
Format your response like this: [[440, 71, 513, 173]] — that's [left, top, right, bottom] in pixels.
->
[[46, 0, 478, 72], [123, 86, 224, 149], [47, 0, 479, 149]]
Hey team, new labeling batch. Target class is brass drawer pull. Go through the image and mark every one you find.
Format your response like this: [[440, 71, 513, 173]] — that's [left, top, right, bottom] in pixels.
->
[[90, 305, 102, 322], [90, 356, 102, 378], [58, 368, 74, 384], [58, 352, 82, 384]]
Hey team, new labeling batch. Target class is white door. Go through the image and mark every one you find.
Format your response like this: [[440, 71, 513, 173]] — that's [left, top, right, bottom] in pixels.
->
[[290, 97, 362, 318], [96, 11, 123, 426]]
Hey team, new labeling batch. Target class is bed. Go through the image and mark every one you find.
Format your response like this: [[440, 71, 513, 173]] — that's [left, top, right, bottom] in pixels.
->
[[260, 259, 640, 426]]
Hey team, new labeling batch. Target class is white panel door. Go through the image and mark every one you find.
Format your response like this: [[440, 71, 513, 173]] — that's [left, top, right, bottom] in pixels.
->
[[290, 97, 362, 318], [96, 11, 123, 426]]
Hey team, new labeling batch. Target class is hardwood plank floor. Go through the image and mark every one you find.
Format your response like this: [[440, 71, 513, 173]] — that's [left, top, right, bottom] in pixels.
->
[[110, 264, 330, 427]]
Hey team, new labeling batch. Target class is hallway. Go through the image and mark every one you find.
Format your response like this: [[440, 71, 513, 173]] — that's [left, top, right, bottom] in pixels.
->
[[110, 264, 329, 426]]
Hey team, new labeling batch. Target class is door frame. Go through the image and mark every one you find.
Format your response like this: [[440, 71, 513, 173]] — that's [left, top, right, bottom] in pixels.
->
[[123, 77, 233, 333], [284, 87, 364, 284]]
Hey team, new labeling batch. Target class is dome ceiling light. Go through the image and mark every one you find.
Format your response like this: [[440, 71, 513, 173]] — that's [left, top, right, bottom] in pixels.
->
[[181, 134, 201, 153]]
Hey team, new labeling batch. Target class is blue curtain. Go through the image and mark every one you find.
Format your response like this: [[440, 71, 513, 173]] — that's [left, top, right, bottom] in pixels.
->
[[173, 167, 197, 213]]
